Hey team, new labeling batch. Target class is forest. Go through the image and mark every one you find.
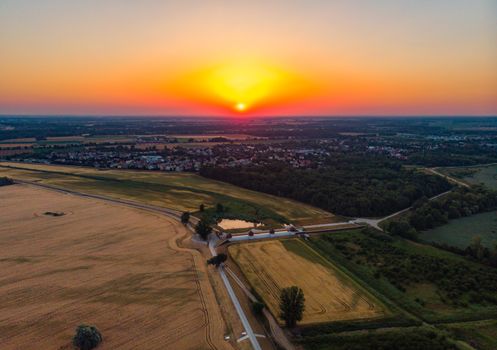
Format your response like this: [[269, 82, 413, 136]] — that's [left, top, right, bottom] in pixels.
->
[[200, 156, 451, 217]]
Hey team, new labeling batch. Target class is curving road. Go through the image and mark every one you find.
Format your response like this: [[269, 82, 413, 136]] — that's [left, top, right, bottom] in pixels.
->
[[12, 178, 262, 350]]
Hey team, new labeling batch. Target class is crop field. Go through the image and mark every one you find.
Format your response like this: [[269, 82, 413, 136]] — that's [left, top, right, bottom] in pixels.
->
[[0, 162, 334, 225], [0, 143, 35, 148], [0, 184, 231, 350], [229, 239, 387, 325], [419, 211, 497, 248]]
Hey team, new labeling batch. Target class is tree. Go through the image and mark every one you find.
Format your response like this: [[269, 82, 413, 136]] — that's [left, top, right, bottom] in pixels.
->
[[470, 235, 484, 260], [387, 221, 417, 239], [73, 324, 102, 350], [180, 211, 190, 225], [207, 253, 227, 267], [199, 203, 205, 212], [195, 218, 212, 240], [216, 203, 224, 212], [489, 243, 497, 267], [252, 301, 265, 316], [279, 286, 305, 328], [0, 177, 14, 187]]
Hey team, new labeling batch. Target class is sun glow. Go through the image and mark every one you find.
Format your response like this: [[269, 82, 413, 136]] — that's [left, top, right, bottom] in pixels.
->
[[170, 60, 313, 115], [235, 102, 247, 112]]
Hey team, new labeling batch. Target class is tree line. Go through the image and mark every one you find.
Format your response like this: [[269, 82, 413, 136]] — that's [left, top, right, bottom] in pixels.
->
[[387, 186, 497, 239], [200, 156, 451, 217]]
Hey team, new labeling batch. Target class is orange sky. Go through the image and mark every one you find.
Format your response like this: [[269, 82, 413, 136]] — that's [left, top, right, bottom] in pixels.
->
[[1, 0, 496, 116]]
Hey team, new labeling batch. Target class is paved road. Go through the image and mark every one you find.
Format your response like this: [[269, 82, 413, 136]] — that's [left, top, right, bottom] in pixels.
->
[[228, 222, 359, 242], [228, 230, 297, 242], [208, 240, 262, 350], [303, 221, 354, 229], [225, 268, 295, 350]]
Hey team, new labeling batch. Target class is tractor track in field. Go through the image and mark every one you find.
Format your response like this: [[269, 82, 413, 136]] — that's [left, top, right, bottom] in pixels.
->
[[12, 179, 225, 350]]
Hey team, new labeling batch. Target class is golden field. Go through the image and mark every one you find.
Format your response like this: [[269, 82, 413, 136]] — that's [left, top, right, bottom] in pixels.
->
[[229, 239, 386, 325], [0, 184, 231, 350], [0, 162, 335, 224]]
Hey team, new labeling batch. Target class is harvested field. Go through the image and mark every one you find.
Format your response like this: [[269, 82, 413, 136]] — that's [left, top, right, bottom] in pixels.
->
[[229, 239, 386, 325], [0, 162, 334, 224], [0, 143, 35, 148], [0, 185, 232, 350], [0, 138, 36, 143]]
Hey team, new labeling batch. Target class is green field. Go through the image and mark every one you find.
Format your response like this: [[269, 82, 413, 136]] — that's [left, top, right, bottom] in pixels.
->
[[307, 228, 497, 323], [442, 320, 497, 350], [0, 162, 334, 225], [419, 211, 497, 248], [441, 164, 497, 190]]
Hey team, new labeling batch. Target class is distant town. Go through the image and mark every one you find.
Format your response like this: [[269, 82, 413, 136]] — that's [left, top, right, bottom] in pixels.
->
[[2, 118, 497, 172]]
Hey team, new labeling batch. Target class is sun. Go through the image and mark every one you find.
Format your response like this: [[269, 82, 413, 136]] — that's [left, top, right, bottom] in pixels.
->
[[186, 61, 282, 113], [170, 59, 313, 115], [235, 102, 247, 112]]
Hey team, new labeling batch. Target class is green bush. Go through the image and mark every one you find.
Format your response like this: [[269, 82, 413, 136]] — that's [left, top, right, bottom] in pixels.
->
[[252, 301, 265, 316], [72, 324, 102, 350], [0, 177, 14, 186]]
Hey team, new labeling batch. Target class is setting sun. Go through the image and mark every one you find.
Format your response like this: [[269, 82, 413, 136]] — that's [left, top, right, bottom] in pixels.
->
[[235, 102, 247, 112], [167, 60, 314, 115], [200, 61, 283, 113]]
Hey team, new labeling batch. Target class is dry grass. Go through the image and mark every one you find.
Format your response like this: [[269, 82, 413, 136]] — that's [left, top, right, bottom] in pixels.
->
[[0, 161, 334, 223], [229, 239, 386, 325], [0, 143, 35, 148], [0, 185, 232, 350]]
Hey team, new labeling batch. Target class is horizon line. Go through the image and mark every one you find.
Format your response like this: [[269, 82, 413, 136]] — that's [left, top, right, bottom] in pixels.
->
[[1, 114, 497, 119]]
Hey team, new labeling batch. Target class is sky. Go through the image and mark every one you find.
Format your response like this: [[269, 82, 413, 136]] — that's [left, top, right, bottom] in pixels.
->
[[0, 0, 496, 117]]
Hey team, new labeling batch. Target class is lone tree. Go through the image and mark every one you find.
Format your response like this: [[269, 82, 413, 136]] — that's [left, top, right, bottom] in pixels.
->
[[0, 177, 14, 187], [279, 286, 305, 328], [199, 203, 205, 212], [216, 203, 224, 212], [180, 211, 190, 225], [195, 218, 212, 240], [73, 324, 102, 350], [252, 301, 265, 316], [207, 253, 227, 267], [470, 235, 485, 260]]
